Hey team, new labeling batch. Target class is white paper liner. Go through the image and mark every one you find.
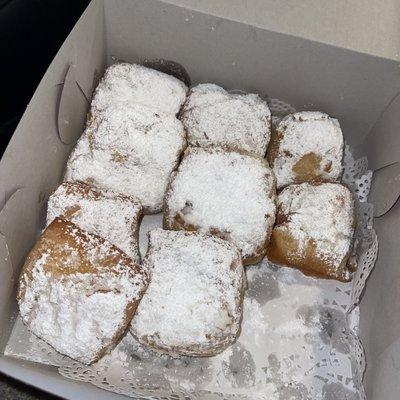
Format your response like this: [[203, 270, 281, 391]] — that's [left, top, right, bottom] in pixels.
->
[[4, 98, 377, 400]]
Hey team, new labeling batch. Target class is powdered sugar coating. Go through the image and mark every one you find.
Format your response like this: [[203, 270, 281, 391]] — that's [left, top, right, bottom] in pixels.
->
[[47, 182, 142, 263], [64, 103, 186, 213], [276, 183, 354, 272], [164, 146, 277, 264], [130, 229, 245, 356], [91, 63, 187, 116], [181, 84, 271, 156], [270, 111, 344, 189], [18, 218, 149, 364]]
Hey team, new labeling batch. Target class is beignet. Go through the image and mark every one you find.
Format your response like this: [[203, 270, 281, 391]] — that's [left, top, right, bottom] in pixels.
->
[[91, 63, 187, 116], [47, 181, 142, 263], [130, 229, 245, 357], [18, 218, 149, 364], [65, 103, 186, 213], [267, 111, 344, 189], [164, 146, 276, 265], [181, 84, 271, 156], [266, 182, 355, 281]]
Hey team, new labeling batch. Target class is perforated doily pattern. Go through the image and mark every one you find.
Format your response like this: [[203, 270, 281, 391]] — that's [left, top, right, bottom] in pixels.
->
[[4, 99, 377, 400]]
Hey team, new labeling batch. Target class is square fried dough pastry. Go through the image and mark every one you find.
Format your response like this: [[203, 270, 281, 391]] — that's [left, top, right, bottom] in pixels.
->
[[164, 146, 277, 265], [180, 84, 271, 156], [267, 111, 344, 189], [18, 218, 149, 364], [64, 103, 186, 213], [266, 183, 355, 282], [47, 181, 142, 263], [91, 63, 187, 116], [130, 229, 245, 357]]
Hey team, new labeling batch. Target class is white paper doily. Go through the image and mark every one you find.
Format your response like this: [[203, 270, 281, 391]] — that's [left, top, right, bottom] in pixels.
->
[[4, 99, 377, 400]]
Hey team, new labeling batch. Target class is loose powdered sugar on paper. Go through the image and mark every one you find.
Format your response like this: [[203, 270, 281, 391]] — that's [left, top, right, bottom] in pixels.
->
[[4, 98, 376, 400]]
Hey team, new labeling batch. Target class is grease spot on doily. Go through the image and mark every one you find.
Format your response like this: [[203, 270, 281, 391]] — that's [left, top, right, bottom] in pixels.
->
[[222, 343, 256, 388], [246, 271, 281, 306]]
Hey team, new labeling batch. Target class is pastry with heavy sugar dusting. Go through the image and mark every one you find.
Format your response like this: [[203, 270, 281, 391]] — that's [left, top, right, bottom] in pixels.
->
[[130, 229, 245, 357], [266, 182, 355, 281], [267, 111, 344, 189], [18, 218, 149, 364], [64, 103, 186, 213], [164, 146, 277, 265], [47, 181, 142, 263], [91, 63, 187, 116], [181, 84, 271, 156]]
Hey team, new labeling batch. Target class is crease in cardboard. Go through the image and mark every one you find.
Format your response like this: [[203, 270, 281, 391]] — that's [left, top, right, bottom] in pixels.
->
[[75, 80, 90, 104], [361, 88, 400, 171], [0, 187, 23, 215], [57, 64, 90, 145]]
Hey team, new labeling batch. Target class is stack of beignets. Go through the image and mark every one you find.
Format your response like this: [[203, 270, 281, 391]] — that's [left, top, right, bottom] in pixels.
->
[[18, 64, 357, 365]]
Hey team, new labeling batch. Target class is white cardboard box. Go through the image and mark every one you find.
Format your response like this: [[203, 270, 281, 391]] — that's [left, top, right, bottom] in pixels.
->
[[0, 1, 399, 399]]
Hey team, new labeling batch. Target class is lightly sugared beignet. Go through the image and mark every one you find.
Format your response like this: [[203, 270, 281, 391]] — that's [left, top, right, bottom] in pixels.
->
[[267, 111, 344, 189], [47, 181, 142, 263], [180, 83, 271, 156], [130, 229, 245, 357], [266, 182, 355, 281], [18, 218, 149, 364], [164, 146, 277, 265], [64, 103, 186, 214]]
